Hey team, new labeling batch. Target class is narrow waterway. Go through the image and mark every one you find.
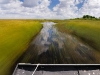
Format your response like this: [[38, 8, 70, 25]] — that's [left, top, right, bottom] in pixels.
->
[[19, 22, 100, 64]]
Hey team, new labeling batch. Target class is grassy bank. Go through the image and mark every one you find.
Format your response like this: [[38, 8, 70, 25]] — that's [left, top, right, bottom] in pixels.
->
[[56, 20, 100, 51], [0, 20, 42, 75]]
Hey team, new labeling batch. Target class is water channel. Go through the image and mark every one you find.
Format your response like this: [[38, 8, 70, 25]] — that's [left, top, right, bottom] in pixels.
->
[[19, 22, 100, 64]]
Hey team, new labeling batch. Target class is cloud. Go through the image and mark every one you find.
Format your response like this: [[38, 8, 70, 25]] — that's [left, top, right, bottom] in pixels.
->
[[22, 0, 39, 7], [53, 0, 78, 18], [79, 0, 100, 17], [0, 0, 10, 4], [0, 0, 55, 19], [75, 0, 84, 5], [0, 0, 100, 19]]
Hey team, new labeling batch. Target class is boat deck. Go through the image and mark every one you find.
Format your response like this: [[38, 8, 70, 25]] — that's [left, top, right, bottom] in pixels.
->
[[13, 64, 100, 75]]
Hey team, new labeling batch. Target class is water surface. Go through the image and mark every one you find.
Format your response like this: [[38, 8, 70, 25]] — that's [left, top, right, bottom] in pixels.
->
[[19, 22, 100, 64]]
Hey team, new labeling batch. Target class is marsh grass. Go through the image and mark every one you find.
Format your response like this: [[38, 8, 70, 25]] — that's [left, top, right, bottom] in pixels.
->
[[56, 20, 100, 51], [0, 20, 42, 75]]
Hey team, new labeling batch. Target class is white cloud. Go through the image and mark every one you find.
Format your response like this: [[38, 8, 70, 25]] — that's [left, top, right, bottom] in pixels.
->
[[2, 0, 22, 9], [0, 0, 100, 19], [75, 0, 84, 5], [79, 0, 100, 17], [0, 0, 56, 19], [53, 0, 78, 18]]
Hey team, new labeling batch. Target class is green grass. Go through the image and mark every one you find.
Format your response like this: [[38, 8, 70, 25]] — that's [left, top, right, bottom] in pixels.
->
[[56, 20, 100, 51], [0, 20, 42, 75]]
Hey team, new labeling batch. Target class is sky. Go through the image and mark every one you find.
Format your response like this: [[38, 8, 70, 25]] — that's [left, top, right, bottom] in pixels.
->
[[0, 0, 100, 19]]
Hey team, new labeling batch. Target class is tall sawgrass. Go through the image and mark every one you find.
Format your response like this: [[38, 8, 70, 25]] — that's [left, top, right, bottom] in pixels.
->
[[56, 20, 100, 51], [0, 20, 42, 75]]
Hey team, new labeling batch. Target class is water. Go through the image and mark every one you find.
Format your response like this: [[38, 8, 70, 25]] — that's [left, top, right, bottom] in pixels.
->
[[19, 22, 100, 64]]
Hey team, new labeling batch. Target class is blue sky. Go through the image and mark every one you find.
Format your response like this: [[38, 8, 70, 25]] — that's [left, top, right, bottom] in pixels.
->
[[76, 0, 85, 9], [20, 0, 24, 2], [0, 0, 100, 19], [49, 0, 60, 10]]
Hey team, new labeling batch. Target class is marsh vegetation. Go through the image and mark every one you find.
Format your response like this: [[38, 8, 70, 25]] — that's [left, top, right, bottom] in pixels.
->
[[0, 19, 100, 75], [0, 20, 42, 75], [56, 20, 100, 51]]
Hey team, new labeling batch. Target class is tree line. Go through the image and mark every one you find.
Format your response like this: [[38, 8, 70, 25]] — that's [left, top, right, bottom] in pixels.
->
[[75, 15, 100, 20], [82, 15, 97, 19]]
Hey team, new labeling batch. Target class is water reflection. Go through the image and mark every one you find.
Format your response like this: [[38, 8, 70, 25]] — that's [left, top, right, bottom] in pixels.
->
[[19, 22, 100, 64]]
